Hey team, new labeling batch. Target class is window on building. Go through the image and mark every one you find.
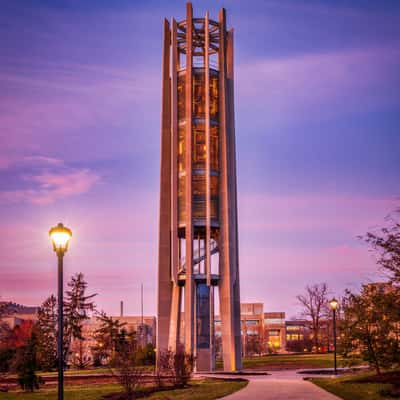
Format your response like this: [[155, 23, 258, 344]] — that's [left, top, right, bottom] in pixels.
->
[[210, 126, 219, 171], [178, 175, 186, 223], [264, 318, 284, 325], [177, 74, 185, 121], [209, 73, 219, 121], [286, 334, 304, 341], [268, 330, 280, 337], [286, 326, 301, 331], [192, 73, 205, 118]]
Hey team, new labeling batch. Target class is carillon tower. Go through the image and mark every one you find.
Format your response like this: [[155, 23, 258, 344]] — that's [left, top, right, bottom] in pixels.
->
[[157, 2, 241, 372]]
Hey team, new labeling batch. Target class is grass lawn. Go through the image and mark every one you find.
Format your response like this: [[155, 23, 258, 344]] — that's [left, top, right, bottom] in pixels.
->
[[40, 367, 153, 376], [311, 370, 400, 400], [217, 353, 360, 370], [0, 378, 248, 400], [39, 368, 113, 376], [4, 366, 154, 379], [12, 354, 355, 380]]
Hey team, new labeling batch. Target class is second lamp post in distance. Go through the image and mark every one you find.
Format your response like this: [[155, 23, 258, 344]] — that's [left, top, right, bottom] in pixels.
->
[[329, 297, 339, 375]]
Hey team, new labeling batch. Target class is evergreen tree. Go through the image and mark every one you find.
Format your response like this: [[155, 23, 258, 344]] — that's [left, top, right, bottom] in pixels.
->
[[0, 301, 12, 344], [93, 311, 126, 364], [70, 338, 91, 369], [13, 332, 43, 391], [63, 273, 97, 364], [36, 295, 57, 371]]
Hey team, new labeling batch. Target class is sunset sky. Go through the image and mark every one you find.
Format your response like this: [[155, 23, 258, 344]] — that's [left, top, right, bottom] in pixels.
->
[[1, 0, 399, 318]]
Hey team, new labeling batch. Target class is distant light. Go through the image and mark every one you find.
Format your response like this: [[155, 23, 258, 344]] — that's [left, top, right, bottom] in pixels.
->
[[329, 298, 339, 311]]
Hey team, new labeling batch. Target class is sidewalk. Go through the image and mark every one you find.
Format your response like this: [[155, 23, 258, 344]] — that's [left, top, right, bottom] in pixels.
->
[[201, 370, 342, 400]]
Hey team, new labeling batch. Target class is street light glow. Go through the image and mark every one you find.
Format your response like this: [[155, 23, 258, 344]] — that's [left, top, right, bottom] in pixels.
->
[[49, 223, 72, 253], [329, 298, 339, 311]]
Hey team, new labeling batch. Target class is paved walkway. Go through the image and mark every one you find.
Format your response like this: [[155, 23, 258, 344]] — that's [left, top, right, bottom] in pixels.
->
[[202, 370, 342, 400]]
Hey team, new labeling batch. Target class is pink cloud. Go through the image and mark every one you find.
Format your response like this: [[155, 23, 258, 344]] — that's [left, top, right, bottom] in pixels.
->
[[23, 156, 64, 166], [0, 157, 100, 205]]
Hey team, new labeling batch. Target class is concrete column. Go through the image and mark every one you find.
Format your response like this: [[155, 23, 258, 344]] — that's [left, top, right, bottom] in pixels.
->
[[171, 18, 179, 285], [210, 285, 215, 370], [157, 19, 172, 362], [168, 284, 182, 352], [226, 27, 242, 370], [184, 2, 195, 357], [218, 8, 242, 372]]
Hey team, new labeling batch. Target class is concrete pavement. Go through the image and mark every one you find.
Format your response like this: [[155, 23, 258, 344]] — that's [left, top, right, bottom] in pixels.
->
[[202, 370, 342, 400]]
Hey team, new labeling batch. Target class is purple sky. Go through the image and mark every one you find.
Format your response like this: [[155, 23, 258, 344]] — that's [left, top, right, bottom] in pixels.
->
[[1, 0, 399, 318]]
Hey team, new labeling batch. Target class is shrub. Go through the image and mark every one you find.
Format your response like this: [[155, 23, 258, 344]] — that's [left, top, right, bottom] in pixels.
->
[[0, 348, 16, 373], [156, 349, 194, 388], [13, 333, 43, 391]]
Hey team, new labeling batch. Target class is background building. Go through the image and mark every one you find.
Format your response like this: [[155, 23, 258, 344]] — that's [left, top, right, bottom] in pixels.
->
[[215, 303, 286, 356], [285, 320, 311, 352], [69, 314, 156, 366], [0, 302, 38, 329], [264, 312, 286, 352]]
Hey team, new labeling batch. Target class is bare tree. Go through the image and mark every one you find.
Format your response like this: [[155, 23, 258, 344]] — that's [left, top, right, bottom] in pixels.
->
[[156, 349, 194, 388], [172, 350, 194, 387], [156, 350, 174, 388], [297, 283, 330, 351], [362, 209, 400, 284], [246, 335, 263, 356], [110, 344, 144, 400]]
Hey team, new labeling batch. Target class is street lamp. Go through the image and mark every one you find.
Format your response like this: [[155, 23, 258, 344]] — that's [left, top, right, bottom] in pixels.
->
[[329, 297, 339, 375], [49, 223, 72, 400]]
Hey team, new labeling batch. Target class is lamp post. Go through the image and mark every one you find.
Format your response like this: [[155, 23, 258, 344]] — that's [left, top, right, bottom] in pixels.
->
[[329, 297, 339, 375], [49, 223, 72, 400]]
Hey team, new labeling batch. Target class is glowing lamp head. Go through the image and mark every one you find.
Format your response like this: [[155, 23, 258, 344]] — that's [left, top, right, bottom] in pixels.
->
[[329, 298, 339, 311], [49, 223, 72, 254]]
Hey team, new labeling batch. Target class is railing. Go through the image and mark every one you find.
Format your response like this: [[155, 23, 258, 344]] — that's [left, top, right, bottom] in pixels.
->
[[180, 239, 218, 270]]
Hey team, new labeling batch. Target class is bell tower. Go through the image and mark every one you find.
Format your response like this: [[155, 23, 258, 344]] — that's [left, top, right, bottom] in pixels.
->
[[157, 2, 241, 372]]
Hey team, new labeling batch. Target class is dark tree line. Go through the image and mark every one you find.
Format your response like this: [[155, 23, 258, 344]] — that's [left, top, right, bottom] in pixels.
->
[[340, 210, 400, 374], [0, 272, 96, 391], [297, 209, 400, 374]]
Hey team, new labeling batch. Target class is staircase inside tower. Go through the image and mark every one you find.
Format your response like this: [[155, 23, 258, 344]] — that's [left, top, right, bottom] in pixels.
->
[[178, 238, 219, 285]]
